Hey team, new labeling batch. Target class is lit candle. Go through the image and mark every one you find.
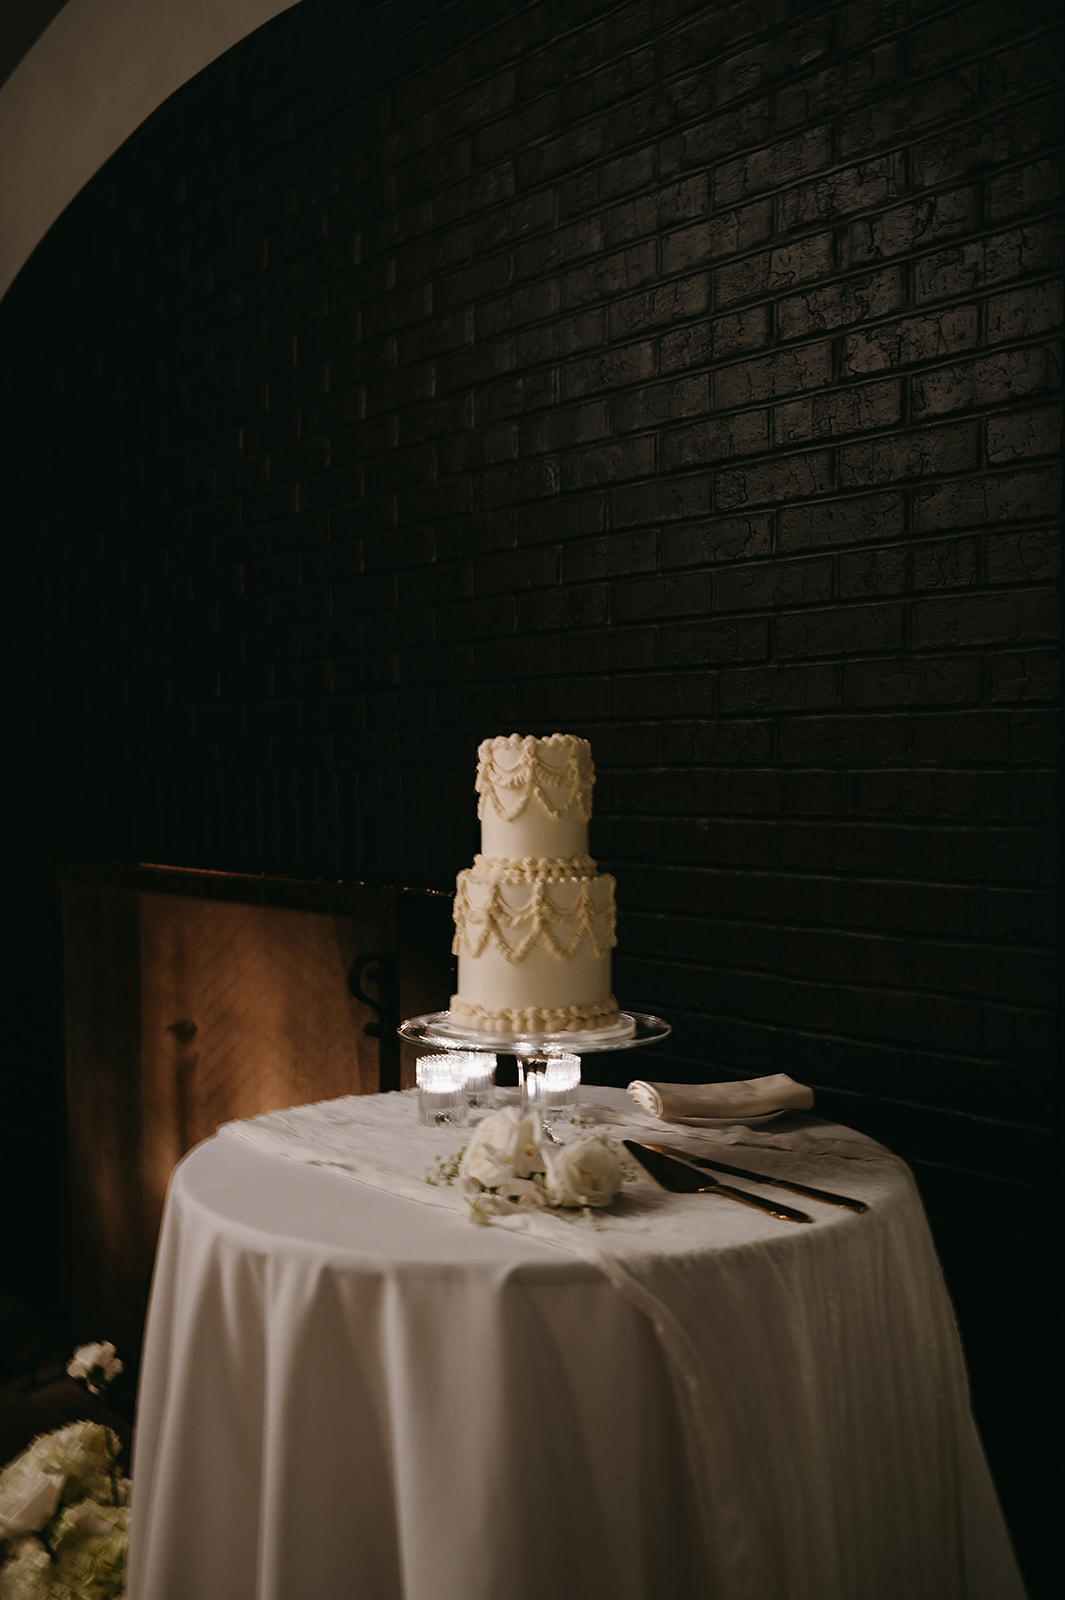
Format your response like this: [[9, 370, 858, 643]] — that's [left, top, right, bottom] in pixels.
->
[[461, 1052, 497, 1112], [416, 1054, 468, 1128], [529, 1052, 581, 1124]]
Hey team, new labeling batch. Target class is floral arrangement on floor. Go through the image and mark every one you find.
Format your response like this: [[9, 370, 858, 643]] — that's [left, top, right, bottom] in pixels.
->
[[426, 1105, 630, 1223], [0, 1345, 129, 1600]]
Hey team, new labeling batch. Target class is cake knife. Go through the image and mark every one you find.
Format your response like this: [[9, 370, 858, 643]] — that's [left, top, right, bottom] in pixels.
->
[[623, 1141, 812, 1223], [645, 1143, 868, 1213]]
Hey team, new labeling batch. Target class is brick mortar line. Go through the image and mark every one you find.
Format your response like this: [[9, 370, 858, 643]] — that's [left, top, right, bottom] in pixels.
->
[[608, 847, 1056, 869], [348, 90, 1060, 217], [22, 242, 1054, 377], [607, 812, 1058, 828], [619, 969, 1059, 1020], [611, 1031, 1058, 1092], [613, 952, 1059, 1011], [340, 252, 1063, 369], [346, 191, 1064, 289], [294, 154, 1055, 276], [610, 769, 1058, 779], [656, 550, 1062, 578], [622, 911, 1057, 956], [309, 0, 847, 125], [484, 412, 1061, 461], [334, 11, 1058, 183], [428, 372, 1059, 437], [316, 445, 1060, 488]]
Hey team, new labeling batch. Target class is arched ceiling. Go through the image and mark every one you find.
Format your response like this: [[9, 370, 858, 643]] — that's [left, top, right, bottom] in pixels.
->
[[0, 0, 302, 301]]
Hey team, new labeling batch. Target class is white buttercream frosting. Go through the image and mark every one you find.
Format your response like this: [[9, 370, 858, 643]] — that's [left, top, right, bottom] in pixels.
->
[[452, 733, 618, 1034]]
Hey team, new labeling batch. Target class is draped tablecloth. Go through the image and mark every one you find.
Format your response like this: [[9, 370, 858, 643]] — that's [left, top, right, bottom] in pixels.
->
[[127, 1087, 1024, 1600]]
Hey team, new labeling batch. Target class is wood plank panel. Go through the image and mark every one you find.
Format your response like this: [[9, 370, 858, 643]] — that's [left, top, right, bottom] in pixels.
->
[[62, 872, 391, 1364]]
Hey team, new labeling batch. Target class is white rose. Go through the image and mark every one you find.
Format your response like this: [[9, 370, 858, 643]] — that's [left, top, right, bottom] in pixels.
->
[[467, 1180, 546, 1225], [12, 1422, 116, 1507], [66, 1342, 123, 1395], [0, 1535, 53, 1600], [459, 1107, 544, 1189], [542, 1132, 623, 1208], [51, 1499, 130, 1599], [0, 1467, 64, 1538]]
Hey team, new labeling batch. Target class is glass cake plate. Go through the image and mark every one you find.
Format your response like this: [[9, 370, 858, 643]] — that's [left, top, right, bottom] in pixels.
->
[[398, 1010, 671, 1055]]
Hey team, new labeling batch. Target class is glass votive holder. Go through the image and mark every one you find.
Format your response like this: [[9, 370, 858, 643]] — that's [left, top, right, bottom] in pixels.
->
[[417, 1054, 468, 1129], [462, 1052, 497, 1112], [527, 1052, 581, 1124]]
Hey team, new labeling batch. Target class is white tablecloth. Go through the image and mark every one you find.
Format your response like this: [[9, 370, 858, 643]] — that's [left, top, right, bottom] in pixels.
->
[[127, 1088, 1024, 1600]]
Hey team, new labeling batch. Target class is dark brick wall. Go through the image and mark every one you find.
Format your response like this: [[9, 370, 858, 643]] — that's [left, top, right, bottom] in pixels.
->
[[0, 0, 1060, 1577]]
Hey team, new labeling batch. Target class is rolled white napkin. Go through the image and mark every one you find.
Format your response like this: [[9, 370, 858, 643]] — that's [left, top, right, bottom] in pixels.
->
[[627, 1073, 814, 1122]]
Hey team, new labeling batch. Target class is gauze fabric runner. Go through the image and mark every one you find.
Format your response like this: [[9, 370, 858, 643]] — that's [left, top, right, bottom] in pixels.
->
[[217, 1087, 884, 1239], [218, 1090, 1022, 1600], [627, 1072, 814, 1120]]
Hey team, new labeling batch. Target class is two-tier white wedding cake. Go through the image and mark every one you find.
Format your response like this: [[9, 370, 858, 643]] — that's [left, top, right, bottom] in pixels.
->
[[450, 733, 619, 1034]]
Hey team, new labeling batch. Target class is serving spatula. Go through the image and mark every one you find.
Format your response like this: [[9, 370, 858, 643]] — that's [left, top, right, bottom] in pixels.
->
[[624, 1141, 812, 1224]]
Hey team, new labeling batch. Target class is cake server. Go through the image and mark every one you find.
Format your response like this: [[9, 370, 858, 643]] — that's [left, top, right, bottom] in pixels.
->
[[623, 1141, 812, 1224], [645, 1143, 868, 1213]]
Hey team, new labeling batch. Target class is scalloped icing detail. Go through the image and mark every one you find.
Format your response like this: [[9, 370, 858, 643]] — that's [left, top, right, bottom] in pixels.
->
[[448, 996, 620, 1033], [476, 734, 594, 825], [453, 868, 616, 962]]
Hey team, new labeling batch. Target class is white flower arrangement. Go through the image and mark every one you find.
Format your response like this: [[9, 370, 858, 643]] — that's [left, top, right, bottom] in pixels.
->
[[0, 1348, 130, 1600], [426, 1105, 630, 1224]]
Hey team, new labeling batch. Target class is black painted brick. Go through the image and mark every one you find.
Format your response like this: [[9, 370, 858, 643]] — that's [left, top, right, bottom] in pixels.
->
[[779, 491, 906, 551], [911, 346, 1061, 418], [661, 515, 773, 568], [914, 223, 1063, 305], [774, 378, 903, 445], [661, 411, 770, 470], [717, 557, 834, 612], [715, 450, 835, 510], [839, 544, 910, 598], [776, 265, 908, 343], [838, 421, 980, 486], [843, 655, 983, 707], [660, 616, 770, 665], [985, 404, 1062, 464], [842, 305, 981, 375], [2, 0, 1060, 1228], [714, 343, 833, 408], [911, 465, 1061, 530]]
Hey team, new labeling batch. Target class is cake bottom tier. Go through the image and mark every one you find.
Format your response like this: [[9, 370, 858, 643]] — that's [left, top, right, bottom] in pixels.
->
[[450, 941, 618, 1034]]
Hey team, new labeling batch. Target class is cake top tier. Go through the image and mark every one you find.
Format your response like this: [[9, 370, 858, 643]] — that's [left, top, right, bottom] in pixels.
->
[[476, 733, 594, 824]]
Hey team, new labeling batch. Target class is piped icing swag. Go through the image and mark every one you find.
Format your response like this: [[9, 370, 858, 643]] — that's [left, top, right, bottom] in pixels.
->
[[475, 733, 594, 824], [452, 867, 616, 963]]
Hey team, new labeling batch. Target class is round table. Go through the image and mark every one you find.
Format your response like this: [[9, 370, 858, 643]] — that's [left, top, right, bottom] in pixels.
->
[[126, 1089, 1024, 1600]]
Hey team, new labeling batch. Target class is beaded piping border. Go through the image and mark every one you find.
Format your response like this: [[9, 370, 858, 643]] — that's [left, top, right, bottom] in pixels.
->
[[476, 734, 594, 824], [471, 854, 599, 883], [452, 870, 617, 962], [448, 996, 620, 1033]]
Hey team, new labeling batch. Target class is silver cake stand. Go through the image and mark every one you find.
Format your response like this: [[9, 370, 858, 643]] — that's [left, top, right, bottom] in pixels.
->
[[397, 1011, 671, 1102]]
